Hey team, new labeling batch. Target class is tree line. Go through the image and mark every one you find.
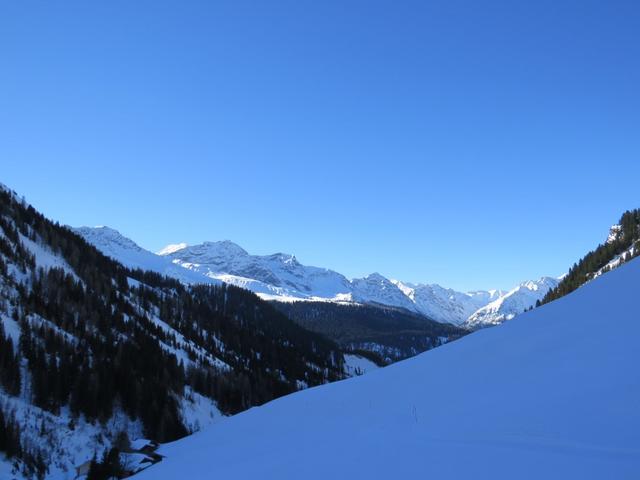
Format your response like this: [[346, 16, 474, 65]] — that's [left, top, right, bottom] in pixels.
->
[[541, 209, 640, 305]]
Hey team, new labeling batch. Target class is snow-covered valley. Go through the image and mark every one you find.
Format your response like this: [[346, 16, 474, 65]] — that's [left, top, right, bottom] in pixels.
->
[[136, 255, 640, 480]]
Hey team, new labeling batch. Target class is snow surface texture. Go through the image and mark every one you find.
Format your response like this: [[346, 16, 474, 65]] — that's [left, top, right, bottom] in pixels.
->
[[342, 354, 380, 377], [137, 257, 640, 480], [76, 227, 557, 327]]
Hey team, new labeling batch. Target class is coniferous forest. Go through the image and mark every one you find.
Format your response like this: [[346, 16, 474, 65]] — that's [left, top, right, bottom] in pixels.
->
[[274, 301, 466, 363], [0, 186, 345, 478], [541, 209, 640, 305]]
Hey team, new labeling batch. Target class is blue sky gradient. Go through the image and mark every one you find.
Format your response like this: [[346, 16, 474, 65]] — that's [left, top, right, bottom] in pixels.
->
[[1, 0, 639, 290]]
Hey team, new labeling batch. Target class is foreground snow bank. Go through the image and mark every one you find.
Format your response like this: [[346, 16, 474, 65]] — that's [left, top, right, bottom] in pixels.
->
[[138, 258, 640, 479]]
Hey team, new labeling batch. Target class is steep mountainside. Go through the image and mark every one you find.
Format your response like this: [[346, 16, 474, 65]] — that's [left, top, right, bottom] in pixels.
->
[[0, 185, 345, 479], [542, 209, 640, 305], [273, 301, 465, 363], [349, 273, 418, 311], [137, 252, 640, 480]]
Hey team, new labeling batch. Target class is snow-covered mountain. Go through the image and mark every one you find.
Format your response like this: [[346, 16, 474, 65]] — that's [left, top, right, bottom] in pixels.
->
[[160, 240, 353, 300], [75, 227, 556, 327], [350, 273, 418, 311], [0, 186, 346, 479], [393, 280, 506, 325], [74, 226, 221, 286], [466, 276, 559, 327], [159, 240, 557, 326], [137, 254, 640, 480]]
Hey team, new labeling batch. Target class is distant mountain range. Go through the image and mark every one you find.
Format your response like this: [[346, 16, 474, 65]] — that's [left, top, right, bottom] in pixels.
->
[[75, 226, 559, 327]]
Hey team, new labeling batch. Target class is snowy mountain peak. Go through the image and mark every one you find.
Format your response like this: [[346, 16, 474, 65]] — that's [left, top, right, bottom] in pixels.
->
[[77, 228, 558, 328], [264, 252, 300, 267], [157, 242, 188, 255], [75, 225, 144, 253], [284, 254, 298, 266], [363, 272, 388, 282], [465, 276, 559, 327], [74, 226, 220, 285], [518, 276, 558, 291], [161, 241, 352, 299], [351, 274, 417, 312], [181, 240, 250, 259], [389, 281, 501, 325]]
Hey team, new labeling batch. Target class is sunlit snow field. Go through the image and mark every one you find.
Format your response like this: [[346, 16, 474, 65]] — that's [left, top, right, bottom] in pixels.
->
[[138, 257, 640, 479]]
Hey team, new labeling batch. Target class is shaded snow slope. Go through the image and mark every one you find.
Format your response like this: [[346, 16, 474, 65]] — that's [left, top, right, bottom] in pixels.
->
[[138, 257, 640, 480]]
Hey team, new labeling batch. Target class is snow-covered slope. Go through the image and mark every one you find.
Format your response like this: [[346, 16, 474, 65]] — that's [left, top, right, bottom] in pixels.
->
[[350, 273, 418, 312], [466, 276, 559, 327], [393, 280, 505, 325], [161, 240, 353, 300], [74, 226, 219, 285], [342, 354, 380, 376], [138, 257, 640, 480], [77, 227, 554, 327], [0, 224, 225, 478]]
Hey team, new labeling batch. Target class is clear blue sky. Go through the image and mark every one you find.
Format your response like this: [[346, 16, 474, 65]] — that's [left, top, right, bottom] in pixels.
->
[[1, 0, 639, 291]]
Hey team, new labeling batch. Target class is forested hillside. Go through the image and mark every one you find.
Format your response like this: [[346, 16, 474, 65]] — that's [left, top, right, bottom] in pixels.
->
[[541, 209, 640, 305], [0, 185, 345, 479], [274, 301, 466, 363]]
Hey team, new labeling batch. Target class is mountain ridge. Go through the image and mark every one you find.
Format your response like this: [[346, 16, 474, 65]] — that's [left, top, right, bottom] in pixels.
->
[[75, 226, 558, 327], [542, 209, 640, 305]]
